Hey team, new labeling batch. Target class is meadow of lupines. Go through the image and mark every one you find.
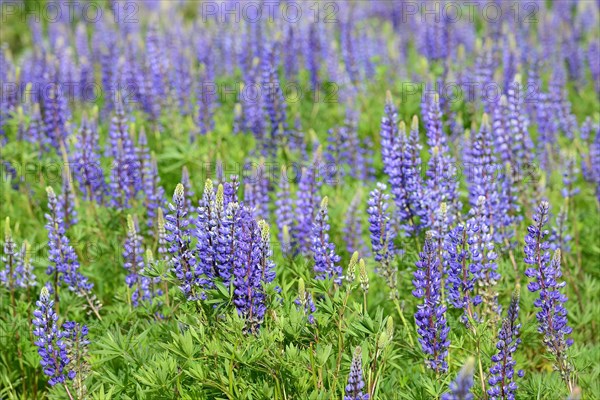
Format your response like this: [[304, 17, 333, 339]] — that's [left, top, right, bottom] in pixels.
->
[[0, 0, 599, 399]]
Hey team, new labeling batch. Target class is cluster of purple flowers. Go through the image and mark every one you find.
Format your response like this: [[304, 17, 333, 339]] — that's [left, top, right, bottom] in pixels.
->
[[1, 218, 36, 290], [524, 201, 574, 388], [164, 180, 276, 330], [488, 286, 524, 400], [367, 183, 398, 298], [311, 197, 342, 285], [32, 287, 89, 388], [344, 346, 369, 400], [413, 232, 450, 373], [45, 187, 93, 298]]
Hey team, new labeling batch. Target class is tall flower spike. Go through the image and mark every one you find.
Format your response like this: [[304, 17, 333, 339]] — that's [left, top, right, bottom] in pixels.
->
[[57, 167, 78, 229], [311, 196, 342, 285], [123, 215, 151, 307], [257, 220, 276, 284], [62, 321, 90, 399], [195, 179, 223, 285], [441, 357, 476, 400], [45, 187, 93, 298], [344, 346, 369, 400], [381, 93, 422, 234], [165, 184, 198, 300], [275, 167, 295, 251], [344, 191, 367, 255], [413, 232, 450, 373], [444, 223, 481, 325], [423, 93, 460, 228], [295, 162, 322, 254], [468, 196, 501, 321], [32, 286, 71, 386], [71, 116, 105, 202], [14, 240, 36, 288], [215, 201, 240, 285], [367, 183, 398, 299], [524, 202, 574, 390], [1, 217, 17, 289], [488, 285, 524, 400], [232, 206, 268, 332]]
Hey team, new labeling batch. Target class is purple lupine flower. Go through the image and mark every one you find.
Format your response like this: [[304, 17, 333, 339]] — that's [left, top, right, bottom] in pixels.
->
[[492, 96, 512, 165], [0, 219, 34, 289], [136, 128, 150, 194], [295, 161, 322, 255], [123, 215, 150, 307], [165, 184, 198, 300], [257, 220, 276, 284], [143, 154, 165, 229], [57, 169, 77, 229], [444, 223, 482, 325], [294, 277, 316, 325], [507, 76, 534, 179], [311, 197, 342, 285], [496, 162, 521, 247], [262, 45, 288, 155], [275, 167, 294, 253], [441, 357, 475, 400], [413, 232, 450, 373], [28, 103, 50, 153], [232, 206, 268, 332], [195, 179, 222, 285], [344, 192, 367, 256], [589, 41, 600, 94], [380, 92, 422, 234], [62, 320, 90, 399], [367, 183, 398, 299], [241, 58, 264, 141], [550, 206, 572, 253], [32, 286, 71, 386], [561, 155, 580, 199], [13, 240, 36, 289], [344, 346, 369, 400], [43, 64, 70, 152], [71, 116, 105, 203], [215, 201, 240, 285], [524, 201, 574, 388], [45, 187, 93, 297], [107, 100, 139, 208], [223, 175, 240, 205], [422, 93, 459, 229], [465, 114, 500, 225], [1, 218, 16, 288], [144, 24, 166, 121], [468, 196, 501, 320], [488, 286, 524, 400]]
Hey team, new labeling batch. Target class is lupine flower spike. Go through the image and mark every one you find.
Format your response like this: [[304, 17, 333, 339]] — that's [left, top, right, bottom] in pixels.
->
[[367, 183, 398, 299], [524, 202, 575, 391], [32, 287, 71, 386], [344, 346, 369, 400], [311, 196, 342, 285], [413, 232, 450, 373], [442, 357, 476, 400], [488, 285, 524, 400]]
